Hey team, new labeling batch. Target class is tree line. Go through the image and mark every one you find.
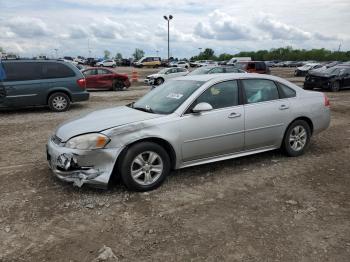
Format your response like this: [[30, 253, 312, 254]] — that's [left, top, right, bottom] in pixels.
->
[[191, 47, 350, 62]]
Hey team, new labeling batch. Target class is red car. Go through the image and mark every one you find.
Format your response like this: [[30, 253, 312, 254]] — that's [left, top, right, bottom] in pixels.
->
[[82, 67, 131, 91]]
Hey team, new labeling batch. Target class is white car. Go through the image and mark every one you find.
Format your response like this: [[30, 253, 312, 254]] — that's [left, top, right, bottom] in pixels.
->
[[196, 60, 218, 67], [144, 67, 189, 85], [174, 61, 190, 69], [96, 59, 117, 67]]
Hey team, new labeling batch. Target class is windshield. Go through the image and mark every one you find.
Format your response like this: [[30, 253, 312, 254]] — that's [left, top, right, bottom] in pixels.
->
[[157, 68, 169, 74], [132, 80, 204, 114], [188, 67, 213, 75]]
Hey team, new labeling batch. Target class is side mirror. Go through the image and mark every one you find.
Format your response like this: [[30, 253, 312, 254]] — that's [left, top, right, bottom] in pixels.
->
[[192, 102, 213, 114]]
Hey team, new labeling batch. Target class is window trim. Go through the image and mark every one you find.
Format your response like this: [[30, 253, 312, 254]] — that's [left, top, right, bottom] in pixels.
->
[[182, 80, 243, 115]]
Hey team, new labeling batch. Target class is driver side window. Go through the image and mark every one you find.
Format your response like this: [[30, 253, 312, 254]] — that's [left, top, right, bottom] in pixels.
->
[[190, 80, 239, 112]]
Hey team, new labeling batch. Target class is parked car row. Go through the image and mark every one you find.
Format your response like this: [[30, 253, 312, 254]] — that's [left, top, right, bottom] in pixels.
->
[[145, 62, 270, 86]]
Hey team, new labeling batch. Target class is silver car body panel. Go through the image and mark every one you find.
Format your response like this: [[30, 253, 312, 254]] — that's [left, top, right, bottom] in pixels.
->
[[47, 73, 330, 188]]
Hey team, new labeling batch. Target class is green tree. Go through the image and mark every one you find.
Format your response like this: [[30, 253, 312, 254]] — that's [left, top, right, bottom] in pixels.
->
[[202, 48, 215, 59], [132, 48, 145, 61], [190, 48, 216, 61], [103, 50, 111, 59], [115, 53, 123, 60]]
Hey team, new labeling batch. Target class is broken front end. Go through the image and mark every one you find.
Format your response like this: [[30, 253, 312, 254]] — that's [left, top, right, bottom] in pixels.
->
[[46, 135, 121, 188]]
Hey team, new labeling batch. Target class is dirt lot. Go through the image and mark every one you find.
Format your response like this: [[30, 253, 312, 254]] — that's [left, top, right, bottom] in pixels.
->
[[0, 67, 349, 261]]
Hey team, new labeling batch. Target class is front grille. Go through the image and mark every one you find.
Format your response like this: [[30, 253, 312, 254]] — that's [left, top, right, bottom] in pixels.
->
[[51, 135, 62, 145]]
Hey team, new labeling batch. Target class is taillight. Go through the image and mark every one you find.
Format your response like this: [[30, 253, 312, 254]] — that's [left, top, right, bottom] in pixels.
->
[[324, 94, 330, 107], [77, 78, 86, 89]]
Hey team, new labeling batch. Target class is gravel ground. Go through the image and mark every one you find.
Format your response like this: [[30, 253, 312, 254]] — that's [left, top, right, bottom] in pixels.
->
[[0, 67, 349, 262]]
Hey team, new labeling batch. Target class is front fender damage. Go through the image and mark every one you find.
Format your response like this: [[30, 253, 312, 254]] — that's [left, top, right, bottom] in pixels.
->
[[53, 153, 103, 187]]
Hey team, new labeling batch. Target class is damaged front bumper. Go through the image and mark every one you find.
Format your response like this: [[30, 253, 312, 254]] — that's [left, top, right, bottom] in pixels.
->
[[46, 137, 121, 189]]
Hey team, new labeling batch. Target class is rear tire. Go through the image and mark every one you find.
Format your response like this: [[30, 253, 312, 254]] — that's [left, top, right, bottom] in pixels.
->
[[330, 81, 340, 92], [283, 120, 311, 157], [48, 92, 70, 112], [112, 79, 124, 91], [119, 142, 170, 191]]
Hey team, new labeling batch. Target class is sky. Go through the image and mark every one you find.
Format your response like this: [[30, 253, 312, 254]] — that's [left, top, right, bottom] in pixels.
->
[[0, 0, 349, 59]]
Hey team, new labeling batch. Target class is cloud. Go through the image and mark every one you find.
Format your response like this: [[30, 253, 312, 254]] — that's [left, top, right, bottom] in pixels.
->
[[255, 14, 312, 40], [89, 18, 126, 39], [155, 25, 197, 43], [3, 17, 52, 38], [69, 25, 89, 39], [255, 14, 340, 42], [194, 10, 254, 41], [313, 32, 339, 41]]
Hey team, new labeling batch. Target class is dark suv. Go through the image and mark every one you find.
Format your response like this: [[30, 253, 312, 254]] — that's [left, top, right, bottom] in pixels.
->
[[0, 60, 89, 111]]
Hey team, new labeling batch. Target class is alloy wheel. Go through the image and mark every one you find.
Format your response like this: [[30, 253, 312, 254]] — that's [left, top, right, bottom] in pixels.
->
[[289, 125, 307, 151], [130, 151, 164, 186]]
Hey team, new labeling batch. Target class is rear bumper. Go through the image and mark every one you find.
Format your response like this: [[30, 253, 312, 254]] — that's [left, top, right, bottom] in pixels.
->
[[71, 92, 89, 102], [47, 138, 121, 189]]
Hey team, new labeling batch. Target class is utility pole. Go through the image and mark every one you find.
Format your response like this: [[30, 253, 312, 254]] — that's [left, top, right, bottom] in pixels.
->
[[163, 15, 173, 61]]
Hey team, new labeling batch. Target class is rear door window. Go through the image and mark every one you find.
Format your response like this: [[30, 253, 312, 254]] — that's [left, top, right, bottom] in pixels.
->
[[277, 83, 296, 98], [83, 69, 97, 76], [40, 62, 75, 79], [97, 69, 110, 75], [3, 62, 41, 81], [242, 79, 280, 104]]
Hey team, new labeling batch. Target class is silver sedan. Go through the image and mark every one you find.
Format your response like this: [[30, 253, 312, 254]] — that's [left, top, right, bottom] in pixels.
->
[[47, 73, 330, 191]]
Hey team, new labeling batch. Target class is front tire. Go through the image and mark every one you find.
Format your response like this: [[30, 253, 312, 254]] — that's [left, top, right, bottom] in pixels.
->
[[156, 77, 164, 85], [283, 120, 311, 157], [119, 142, 170, 191], [48, 92, 70, 112]]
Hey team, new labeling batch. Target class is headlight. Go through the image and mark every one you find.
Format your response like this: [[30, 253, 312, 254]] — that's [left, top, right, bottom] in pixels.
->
[[65, 133, 110, 150]]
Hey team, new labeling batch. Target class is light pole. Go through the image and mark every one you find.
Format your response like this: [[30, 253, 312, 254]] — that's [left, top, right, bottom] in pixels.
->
[[163, 15, 173, 61]]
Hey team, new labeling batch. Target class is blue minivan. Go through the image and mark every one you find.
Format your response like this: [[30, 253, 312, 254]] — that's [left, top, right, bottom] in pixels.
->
[[0, 60, 89, 112]]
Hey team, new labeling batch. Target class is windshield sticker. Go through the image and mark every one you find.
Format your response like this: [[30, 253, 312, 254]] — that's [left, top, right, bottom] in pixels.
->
[[166, 93, 183, 99]]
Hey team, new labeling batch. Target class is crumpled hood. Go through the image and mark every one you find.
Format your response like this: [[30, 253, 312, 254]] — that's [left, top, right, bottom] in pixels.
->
[[56, 106, 162, 141]]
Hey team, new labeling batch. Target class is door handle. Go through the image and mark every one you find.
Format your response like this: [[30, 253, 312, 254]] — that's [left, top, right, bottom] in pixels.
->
[[279, 104, 289, 110], [228, 112, 241, 118]]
